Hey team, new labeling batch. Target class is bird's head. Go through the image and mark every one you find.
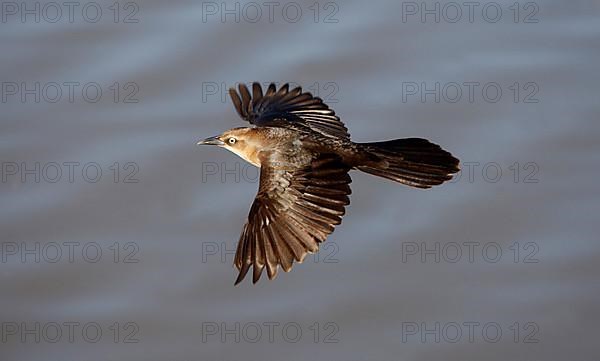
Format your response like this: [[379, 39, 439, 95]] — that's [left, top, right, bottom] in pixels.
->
[[197, 127, 262, 167]]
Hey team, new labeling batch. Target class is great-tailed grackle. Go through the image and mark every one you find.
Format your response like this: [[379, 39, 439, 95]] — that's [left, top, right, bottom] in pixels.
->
[[198, 82, 460, 285]]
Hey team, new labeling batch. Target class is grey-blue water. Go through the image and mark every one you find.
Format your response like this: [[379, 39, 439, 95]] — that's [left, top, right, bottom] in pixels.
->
[[1, 0, 599, 360]]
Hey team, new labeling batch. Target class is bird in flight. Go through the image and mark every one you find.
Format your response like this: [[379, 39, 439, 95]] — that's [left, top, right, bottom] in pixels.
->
[[198, 82, 459, 285]]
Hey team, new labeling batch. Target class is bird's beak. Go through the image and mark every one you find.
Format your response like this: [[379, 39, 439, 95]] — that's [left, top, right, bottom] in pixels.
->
[[197, 136, 224, 146]]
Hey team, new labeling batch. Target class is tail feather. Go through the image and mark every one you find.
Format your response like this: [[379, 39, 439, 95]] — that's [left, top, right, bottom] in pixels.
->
[[356, 138, 459, 189]]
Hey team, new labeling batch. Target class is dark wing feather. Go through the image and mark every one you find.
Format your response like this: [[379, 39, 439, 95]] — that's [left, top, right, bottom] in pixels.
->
[[234, 154, 352, 285], [229, 82, 350, 139]]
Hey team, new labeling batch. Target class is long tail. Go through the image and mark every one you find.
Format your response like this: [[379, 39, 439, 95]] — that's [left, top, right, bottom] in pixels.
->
[[356, 138, 460, 189]]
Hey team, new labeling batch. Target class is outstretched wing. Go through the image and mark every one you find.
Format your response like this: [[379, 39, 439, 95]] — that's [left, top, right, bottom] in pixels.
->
[[234, 153, 352, 284], [229, 82, 350, 139]]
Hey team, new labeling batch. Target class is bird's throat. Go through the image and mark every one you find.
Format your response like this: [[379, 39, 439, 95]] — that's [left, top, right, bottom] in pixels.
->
[[226, 146, 261, 168]]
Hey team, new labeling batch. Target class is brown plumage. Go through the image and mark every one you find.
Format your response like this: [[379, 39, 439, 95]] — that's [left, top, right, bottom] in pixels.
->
[[198, 82, 460, 285]]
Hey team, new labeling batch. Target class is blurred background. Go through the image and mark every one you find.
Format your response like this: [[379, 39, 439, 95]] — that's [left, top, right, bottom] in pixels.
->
[[1, 0, 599, 360]]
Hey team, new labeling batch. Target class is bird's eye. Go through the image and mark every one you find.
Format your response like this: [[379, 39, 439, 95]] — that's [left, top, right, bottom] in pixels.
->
[[228, 137, 237, 145]]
